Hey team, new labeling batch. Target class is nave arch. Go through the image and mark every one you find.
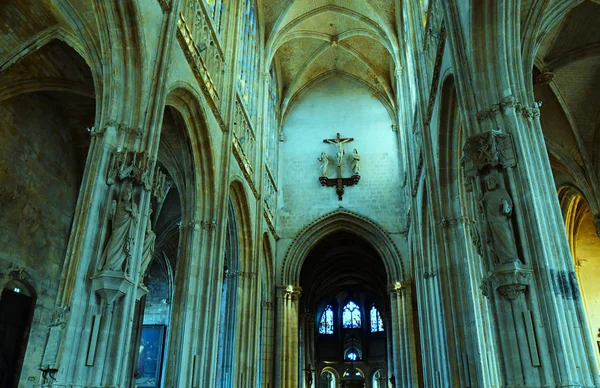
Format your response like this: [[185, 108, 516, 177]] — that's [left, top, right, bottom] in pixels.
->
[[276, 209, 415, 387], [0, 33, 97, 386]]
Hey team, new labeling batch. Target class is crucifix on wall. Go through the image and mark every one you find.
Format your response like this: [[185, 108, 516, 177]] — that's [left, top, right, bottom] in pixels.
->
[[318, 133, 361, 200]]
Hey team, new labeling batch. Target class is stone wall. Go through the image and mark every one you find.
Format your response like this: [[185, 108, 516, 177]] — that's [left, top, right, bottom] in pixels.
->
[[277, 76, 406, 244], [0, 93, 86, 385]]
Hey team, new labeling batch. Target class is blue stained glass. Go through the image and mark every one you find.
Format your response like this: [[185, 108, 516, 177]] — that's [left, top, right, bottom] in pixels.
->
[[370, 305, 384, 332], [342, 301, 361, 328], [319, 305, 334, 334]]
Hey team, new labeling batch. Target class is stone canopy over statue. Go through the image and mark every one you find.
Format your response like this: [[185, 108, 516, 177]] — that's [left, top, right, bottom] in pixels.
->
[[319, 133, 361, 200]]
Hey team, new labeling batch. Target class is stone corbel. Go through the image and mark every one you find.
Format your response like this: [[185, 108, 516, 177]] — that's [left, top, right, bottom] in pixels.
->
[[484, 261, 532, 301], [91, 270, 135, 305]]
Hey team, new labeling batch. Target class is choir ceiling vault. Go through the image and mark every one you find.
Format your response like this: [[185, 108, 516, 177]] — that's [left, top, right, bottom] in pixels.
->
[[261, 0, 399, 121]]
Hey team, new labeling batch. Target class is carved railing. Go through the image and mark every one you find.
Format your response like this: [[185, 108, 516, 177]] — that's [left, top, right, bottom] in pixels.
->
[[263, 166, 277, 233], [176, 1, 227, 130], [232, 94, 258, 196]]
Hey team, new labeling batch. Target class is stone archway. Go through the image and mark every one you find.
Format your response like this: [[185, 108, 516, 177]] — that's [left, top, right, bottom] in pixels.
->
[[276, 209, 417, 387]]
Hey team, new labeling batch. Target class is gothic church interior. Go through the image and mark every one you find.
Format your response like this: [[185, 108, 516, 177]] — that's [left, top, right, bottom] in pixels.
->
[[1, 0, 600, 387]]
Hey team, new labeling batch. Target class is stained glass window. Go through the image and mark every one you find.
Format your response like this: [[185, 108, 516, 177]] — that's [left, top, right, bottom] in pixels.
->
[[319, 305, 334, 334], [346, 350, 358, 361], [370, 305, 384, 332], [342, 301, 361, 328]]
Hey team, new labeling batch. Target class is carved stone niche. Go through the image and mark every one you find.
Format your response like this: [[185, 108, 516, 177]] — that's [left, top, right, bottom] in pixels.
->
[[91, 270, 135, 305], [461, 129, 517, 191], [484, 261, 532, 301]]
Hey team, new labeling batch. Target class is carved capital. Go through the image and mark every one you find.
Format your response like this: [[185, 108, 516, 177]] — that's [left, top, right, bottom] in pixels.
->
[[201, 219, 218, 231], [388, 281, 407, 297], [180, 219, 201, 231], [279, 285, 302, 300], [534, 71, 555, 85]]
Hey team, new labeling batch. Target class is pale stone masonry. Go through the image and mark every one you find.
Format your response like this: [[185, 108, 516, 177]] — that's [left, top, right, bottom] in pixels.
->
[[0, 1, 599, 388]]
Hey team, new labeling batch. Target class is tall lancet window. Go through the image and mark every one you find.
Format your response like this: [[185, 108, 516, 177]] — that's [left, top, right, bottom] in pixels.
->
[[342, 301, 361, 328], [370, 305, 384, 332], [237, 0, 259, 120], [318, 305, 334, 334]]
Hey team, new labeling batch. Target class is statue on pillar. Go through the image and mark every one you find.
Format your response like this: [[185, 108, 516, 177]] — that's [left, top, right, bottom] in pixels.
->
[[480, 173, 519, 264], [139, 212, 156, 280], [101, 182, 138, 272]]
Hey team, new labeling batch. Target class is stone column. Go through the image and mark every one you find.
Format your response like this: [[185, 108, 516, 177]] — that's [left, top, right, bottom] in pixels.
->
[[261, 301, 275, 387], [461, 128, 600, 386], [388, 282, 417, 388], [233, 271, 259, 387], [275, 285, 302, 387], [161, 218, 208, 388], [439, 216, 494, 387], [38, 124, 161, 388]]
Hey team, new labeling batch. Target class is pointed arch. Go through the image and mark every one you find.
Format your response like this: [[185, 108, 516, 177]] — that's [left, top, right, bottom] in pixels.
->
[[280, 208, 403, 286], [228, 179, 254, 272], [165, 85, 216, 221]]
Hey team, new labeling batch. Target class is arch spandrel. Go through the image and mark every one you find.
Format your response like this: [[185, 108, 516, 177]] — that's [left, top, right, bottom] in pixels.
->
[[279, 208, 404, 286]]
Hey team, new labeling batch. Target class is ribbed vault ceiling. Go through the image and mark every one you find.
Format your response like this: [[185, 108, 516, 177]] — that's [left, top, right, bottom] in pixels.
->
[[536, 1, 600, 174], [299, 231, 388, 309], [262, 0, 398, 120]]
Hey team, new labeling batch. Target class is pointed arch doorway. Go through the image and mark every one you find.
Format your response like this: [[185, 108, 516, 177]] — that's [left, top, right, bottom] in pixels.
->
[[276, 210, 418, 387], [301, 231, 387, 388]]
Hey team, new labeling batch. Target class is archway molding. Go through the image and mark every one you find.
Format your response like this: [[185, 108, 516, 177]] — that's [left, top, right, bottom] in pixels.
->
[[165, 85, 216, 221], [280, 208, 404, 286]]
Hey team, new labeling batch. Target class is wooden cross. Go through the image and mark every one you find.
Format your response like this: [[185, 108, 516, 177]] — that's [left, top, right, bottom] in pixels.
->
[[320, 133, 360, 200]]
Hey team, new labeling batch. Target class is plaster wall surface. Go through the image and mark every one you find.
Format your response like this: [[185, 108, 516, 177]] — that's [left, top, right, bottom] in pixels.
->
[[0, 94, 83, 386], [277, 76, 405, 242]]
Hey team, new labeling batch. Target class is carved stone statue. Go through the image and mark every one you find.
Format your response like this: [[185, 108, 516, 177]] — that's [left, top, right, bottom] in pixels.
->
[[480, 174, 519, 264], [351, 148, 360, 175], [318, 152, 329, 177], [139, 215, 156, 279], [101, 183, 138, 272]]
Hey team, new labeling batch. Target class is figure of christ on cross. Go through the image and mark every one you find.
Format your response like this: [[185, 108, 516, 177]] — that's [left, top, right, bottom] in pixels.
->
[[319, 133, 360, 200], [323, 133, 354, 167]]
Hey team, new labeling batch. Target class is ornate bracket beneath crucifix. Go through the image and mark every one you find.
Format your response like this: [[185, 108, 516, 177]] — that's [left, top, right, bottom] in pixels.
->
[[319, 133, 360, 200]]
